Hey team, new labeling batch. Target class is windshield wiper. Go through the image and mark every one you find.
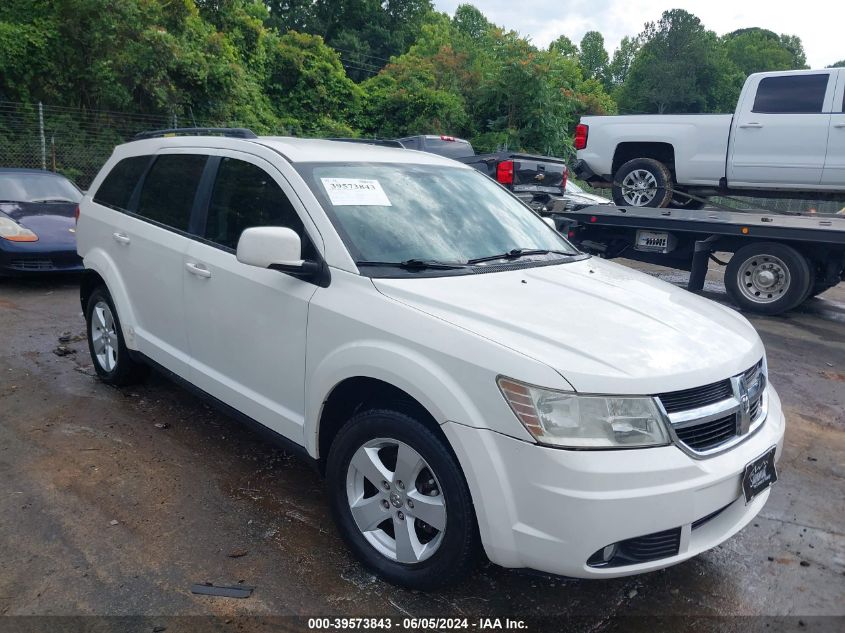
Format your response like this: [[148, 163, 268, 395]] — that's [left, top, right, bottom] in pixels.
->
[[30, 197, 76, 203], [356, 258, 467, 270], [466, 248, 574, 265]]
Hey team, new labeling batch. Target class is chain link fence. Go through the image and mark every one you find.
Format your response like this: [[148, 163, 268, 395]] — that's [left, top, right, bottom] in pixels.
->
[[0, 102, 202, 189]]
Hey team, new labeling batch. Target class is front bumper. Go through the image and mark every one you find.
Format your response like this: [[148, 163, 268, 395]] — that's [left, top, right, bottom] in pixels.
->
[[443, 385, 785, 578], [0, 241, 83, 275]]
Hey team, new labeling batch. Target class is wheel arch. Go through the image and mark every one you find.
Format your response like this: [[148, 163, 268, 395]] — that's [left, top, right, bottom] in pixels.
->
[[307, 344, 491, 463], [613, 142, 676, 177], [79, 249, 139, 349]]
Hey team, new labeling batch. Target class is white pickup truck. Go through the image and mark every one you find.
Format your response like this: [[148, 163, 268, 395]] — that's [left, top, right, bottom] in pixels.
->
[[574, 69, 845, 208]]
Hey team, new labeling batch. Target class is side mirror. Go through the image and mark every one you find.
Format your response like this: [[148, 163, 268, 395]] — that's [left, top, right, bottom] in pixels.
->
[[237, 226, 303, 269], [236, 226, 330, 287]]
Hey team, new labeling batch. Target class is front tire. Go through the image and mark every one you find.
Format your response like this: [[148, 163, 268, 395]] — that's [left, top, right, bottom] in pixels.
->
[[85, 286, 148, 385], [326, 409, 478, 590], [724, 243, 811, 315], [612, 158, 673, 208]]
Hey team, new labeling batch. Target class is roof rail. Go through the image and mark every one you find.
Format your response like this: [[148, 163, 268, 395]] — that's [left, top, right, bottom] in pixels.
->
[[327, 138, 405, 149], [132, 127, 258, 141]]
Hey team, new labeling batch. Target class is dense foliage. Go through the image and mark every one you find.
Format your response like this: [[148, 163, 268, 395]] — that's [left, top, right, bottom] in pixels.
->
[[0, 1, 820, 158]]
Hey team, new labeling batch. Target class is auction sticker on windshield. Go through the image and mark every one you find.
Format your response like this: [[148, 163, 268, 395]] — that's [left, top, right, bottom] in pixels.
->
[[321, 178, 392, 206]]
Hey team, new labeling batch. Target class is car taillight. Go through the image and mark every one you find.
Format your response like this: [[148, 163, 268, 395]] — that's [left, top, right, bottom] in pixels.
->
[[74, 205, 80, 224], [574, 123, 588, 150], [562, 165, 568, 190], [440, 135, 456, 141], [496, 160, 514, 185]]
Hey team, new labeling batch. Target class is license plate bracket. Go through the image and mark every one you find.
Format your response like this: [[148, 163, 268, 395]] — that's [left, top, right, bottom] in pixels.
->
[[742, 446, 778, 504]]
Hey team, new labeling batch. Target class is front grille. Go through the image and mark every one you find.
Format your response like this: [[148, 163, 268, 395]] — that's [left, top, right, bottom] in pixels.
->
[[659, 359, 765, 455], [674, 414, 738, 451], [658, 379, 733, 413], [9, 259, 55, 271]]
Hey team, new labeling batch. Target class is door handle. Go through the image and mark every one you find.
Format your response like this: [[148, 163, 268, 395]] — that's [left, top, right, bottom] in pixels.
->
[[112, 232, 131, 245], [834, 123, 845, 128], [739, 122, 763, 128], [185, 262, 212, 278]]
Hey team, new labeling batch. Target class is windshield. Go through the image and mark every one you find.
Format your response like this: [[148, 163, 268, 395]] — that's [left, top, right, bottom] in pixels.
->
[[298, 163, 578, 267], [0, 172, 82, 203]]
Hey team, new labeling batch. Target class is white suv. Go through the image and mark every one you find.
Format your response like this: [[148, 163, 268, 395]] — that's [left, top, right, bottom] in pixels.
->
[[77, 129, 785, 589]]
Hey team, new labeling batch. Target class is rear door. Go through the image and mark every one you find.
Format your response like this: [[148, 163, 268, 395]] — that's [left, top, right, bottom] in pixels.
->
[[728, 72, 835, 187], [182, 152, 321, 443], [822, 69, 845, 186], [92, 151, 207, 377]]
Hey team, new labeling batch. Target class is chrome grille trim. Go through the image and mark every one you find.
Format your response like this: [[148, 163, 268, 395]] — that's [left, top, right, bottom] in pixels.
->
[[657, 359, 768, 458]]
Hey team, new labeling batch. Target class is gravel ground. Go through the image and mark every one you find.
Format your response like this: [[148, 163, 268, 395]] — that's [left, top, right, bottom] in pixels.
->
[[0, 261, 843, 633]]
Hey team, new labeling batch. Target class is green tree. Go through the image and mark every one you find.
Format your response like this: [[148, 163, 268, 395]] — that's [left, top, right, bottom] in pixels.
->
[[549, 34, 578, 57], [578, 31, 608, 82], [722, 28, 806, 76], [618, 9, 741, 114], [827, 60, 845, 68], [453, 3, 492, 42], [606, 35, 640, 90]]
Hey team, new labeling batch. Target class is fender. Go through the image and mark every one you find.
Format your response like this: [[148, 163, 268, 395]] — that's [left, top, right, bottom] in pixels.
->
[[82, 248, 140, 350], [304, 339, 508, 458]]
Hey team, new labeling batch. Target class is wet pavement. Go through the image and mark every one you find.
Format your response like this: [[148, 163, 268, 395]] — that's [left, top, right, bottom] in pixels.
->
[[0, 261, 843, 632]]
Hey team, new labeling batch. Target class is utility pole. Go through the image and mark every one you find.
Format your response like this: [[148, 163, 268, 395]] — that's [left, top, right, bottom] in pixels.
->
[[38, 102, 46, 170]]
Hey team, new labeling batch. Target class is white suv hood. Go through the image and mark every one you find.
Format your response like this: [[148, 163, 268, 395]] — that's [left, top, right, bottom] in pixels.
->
[[373, 257, 763, 395]]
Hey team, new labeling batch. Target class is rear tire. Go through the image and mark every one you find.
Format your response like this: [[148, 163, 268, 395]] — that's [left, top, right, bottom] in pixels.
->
[[724, 243, 811, 315], [85, 286, 148, 386], [612, 158, 673, 208], [326, 408, 478, 590]]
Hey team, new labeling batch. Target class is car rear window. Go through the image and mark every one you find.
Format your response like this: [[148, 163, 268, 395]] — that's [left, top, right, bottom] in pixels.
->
[[136, 154, 207, 231], [423, 137, 475, 159], [93, 156, 150, 210], [752, 74, 830, 114]]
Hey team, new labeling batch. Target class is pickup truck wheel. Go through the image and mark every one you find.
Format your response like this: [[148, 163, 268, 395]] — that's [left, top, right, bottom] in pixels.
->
[[612, 158, 673, 208], [85, 286, 148, 385], [327, 409, 478, 590], [725, 243, 811, 315]]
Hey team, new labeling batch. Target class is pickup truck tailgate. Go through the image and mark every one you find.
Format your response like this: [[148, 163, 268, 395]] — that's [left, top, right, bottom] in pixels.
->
[[511, 157, 566, 195]]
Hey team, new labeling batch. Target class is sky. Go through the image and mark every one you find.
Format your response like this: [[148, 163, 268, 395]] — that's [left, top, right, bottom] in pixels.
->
[[432, 0, 842, 69]]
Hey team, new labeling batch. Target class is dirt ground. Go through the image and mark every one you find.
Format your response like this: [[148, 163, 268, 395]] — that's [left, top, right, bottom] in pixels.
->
[[0, 259, 843, 632]]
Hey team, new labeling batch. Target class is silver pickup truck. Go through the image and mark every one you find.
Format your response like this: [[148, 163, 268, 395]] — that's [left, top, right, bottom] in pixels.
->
[[574, 69, 845, 208]]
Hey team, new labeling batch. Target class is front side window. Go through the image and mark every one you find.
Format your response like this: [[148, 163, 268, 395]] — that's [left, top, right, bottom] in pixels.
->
[[297, 162, 577, 270], [136, 154, 207, 231], [93, 156, 149, 210], [205, 157, 310, 252], [752, 74, 829, 114]]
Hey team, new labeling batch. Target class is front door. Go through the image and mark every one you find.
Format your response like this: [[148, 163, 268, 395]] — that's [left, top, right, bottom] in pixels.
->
[[729, 72, 834, 187], [182, 153, 321, 443]]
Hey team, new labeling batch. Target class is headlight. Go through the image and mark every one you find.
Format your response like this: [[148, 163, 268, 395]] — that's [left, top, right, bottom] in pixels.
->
[[0, 214, 38, 242], [497, 377, 670, 448]]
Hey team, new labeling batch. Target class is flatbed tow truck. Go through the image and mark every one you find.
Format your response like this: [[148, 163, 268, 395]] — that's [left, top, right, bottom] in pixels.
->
[[551, 203, 845, 315]]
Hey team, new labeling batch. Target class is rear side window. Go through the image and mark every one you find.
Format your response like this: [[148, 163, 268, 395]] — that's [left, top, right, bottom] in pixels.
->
[[93, 156, 150, 210], [205, 157, 310, 253], [752, 74, 830, 114], [136, 154, 207, 232]]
